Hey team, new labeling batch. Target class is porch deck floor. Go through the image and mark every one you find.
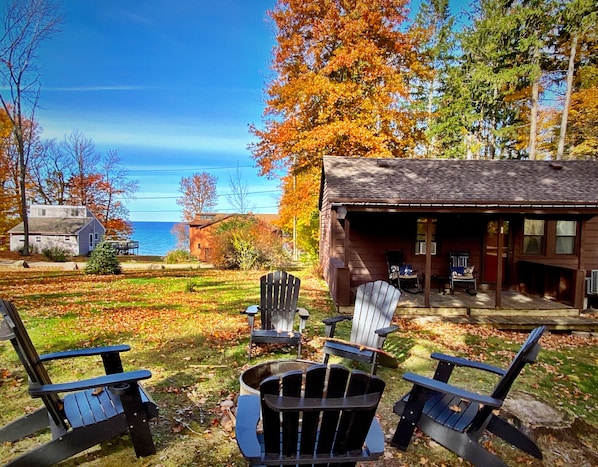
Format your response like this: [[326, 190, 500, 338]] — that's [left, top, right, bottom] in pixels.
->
[[395, 289, 598, 332]]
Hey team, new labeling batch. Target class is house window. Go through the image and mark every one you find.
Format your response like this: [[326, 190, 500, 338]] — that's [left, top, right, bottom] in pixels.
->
[[415, 218, 437, 255], [35, 236, 41, 243], [64, 236, 71, 242], [523, 219, 544, 254], [95, 233, 98, 240], [556, 220, 576, 254]]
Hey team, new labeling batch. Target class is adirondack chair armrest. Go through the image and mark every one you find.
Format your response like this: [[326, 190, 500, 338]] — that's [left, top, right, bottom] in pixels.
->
[[235, 395, 262, 463], [28, 369, 152, 396], [39, 344, 131, 362], [365, 417, 385, 457], [402, 372, 503, 408], [243, 305, 259, 316], [297, 307, 309, 319], [375, 324, 399, 337], [430, 352, 506, 376], [322, 314, 352, 338]]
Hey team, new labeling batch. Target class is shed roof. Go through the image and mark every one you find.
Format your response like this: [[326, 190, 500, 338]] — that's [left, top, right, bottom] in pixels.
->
[[8, 217, 92, 235], [322, 157, 598, 210]]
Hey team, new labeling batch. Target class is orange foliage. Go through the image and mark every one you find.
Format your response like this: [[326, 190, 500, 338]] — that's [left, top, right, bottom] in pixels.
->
[[251, 0, 428, 250], [568, 86, 598, 159]]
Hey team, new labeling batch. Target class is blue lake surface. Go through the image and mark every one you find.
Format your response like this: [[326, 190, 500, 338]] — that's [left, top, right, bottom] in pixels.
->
[[131, 221, 180, 256]]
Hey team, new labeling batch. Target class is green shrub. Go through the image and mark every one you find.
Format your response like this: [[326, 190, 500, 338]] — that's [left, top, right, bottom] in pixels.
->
[[211, 215, 289, 270], [165, 249, 195, 264], [42, 246, 71, 262], [85, 242, 122, 275]]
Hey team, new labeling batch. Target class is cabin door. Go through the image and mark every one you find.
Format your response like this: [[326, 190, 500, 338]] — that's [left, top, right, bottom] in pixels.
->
[[484, 220, 508, 283]]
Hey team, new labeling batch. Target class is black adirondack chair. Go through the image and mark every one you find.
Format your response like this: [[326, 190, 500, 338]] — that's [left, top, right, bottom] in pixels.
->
[[242, 270, 309, 359], [236, 364, 386, 466], [391, 326, 546, 467], [322, 280, 401, 374], [0, 299, 158, 466]]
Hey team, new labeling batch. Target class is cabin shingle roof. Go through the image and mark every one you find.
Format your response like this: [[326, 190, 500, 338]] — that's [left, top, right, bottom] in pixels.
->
[[322, 157, 598, 206], [8, 217, 90, 235]]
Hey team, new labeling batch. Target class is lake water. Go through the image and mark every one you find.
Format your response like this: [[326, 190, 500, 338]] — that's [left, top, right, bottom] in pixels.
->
[[131, 221, 180, 256]]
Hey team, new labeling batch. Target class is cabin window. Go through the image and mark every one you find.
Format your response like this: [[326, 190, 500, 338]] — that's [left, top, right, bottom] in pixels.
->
[[415, 218, 437, 255], [523, 219, 544, 254], [556, 220, 576, 254]]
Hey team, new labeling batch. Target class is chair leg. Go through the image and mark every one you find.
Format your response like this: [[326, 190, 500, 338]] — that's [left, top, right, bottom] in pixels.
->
[[5, 420, 128, 467], [391, 385, 430, 450], [0, 407, 49, 443], [417, 416, 509, 467], [486, 415, 542, 459]]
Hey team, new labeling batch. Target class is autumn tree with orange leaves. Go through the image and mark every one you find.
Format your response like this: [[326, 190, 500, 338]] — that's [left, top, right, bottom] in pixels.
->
[[250, 0, 428, 255]]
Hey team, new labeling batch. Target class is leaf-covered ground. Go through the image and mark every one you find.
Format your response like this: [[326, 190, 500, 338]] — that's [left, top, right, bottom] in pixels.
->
[[0, 266, 596, 466]]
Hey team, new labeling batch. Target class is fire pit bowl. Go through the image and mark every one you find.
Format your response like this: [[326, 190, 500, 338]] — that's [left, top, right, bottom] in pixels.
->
[[239, 359, 317, 396]]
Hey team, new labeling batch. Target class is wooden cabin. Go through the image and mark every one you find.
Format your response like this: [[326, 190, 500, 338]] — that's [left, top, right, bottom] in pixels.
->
[[319, 157, 598, 310], [188, 213, 280, 262]]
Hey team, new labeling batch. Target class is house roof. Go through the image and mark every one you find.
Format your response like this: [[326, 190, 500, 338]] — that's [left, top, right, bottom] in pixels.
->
[[8, 217, 93, 235], [322, 157, 598, 211], [189, 213, 280, 229]]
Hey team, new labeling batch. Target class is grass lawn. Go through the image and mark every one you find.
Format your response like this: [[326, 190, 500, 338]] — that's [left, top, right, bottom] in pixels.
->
[[0, 266, 596, 466]]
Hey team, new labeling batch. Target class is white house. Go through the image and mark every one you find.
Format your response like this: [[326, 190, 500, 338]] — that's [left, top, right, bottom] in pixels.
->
[[8, 205, 105, 256]]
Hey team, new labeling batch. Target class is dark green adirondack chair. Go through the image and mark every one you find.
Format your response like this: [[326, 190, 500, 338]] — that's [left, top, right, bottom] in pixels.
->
[[236, 364, 386, 466], [0, 299, 158, 466], [391, 326, 546, 467], [242, 270, 309, 359]]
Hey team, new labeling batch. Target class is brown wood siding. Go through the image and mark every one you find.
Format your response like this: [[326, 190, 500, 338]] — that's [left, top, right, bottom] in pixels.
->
[[583, 217, 598, 271], [189, 225, 216, 262]]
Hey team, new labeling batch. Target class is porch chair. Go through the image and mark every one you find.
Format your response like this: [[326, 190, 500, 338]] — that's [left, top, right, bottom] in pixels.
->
[[242, 270, 309, 359], [236, 363, 386, 465], [0, 299, 158, 467], [386, 250, 421, 292], [449, 250, 477, 294], [322, 280, 401, 374], [391, 326, 546, 467]]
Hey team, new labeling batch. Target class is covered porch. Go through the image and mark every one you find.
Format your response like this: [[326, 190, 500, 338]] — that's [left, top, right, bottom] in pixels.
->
[[394, 288, 598, 332]]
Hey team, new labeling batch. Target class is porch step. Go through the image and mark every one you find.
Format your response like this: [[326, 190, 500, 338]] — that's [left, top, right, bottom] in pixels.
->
[[405, 314, 598, 332]]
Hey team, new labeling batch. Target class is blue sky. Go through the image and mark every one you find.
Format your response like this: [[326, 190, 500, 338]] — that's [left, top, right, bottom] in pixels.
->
[[36, 1, 278, 222], [33, 0, 470, 223]]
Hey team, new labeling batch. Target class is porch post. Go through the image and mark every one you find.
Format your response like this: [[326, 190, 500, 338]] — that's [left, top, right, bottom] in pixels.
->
[[424, 217, 433, 307], [495, 218, 504, 308]]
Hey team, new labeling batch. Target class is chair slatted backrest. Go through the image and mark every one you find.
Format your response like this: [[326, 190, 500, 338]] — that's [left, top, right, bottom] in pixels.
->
[[260, 364, 385, 461], [471, 326, 546, 431], [0, 300, 66, 428], [351, 281, 401, 349], [450, 251, 470, 268], [260, 271, 300, 332]]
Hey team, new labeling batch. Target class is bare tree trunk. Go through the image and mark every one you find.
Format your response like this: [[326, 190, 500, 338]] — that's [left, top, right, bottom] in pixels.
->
[[0, 0, 62, 255], [556, 34, 578, 161], [528, 47, 540, 160]]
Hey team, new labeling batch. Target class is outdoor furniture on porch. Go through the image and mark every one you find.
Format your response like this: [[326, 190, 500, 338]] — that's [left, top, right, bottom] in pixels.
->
[[386, 250, 421, 292], [241, 270, 309, 359], [0, 299, 158, 467], [322, 280, 401, 374], [449, 251, 477, 294], [236, 363, 386, 465], [391, 326, 546, 467]]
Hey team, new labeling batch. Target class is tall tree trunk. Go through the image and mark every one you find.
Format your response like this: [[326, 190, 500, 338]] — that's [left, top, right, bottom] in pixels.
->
[[528, 47, 540, 160], [556, 34, 578, 161]]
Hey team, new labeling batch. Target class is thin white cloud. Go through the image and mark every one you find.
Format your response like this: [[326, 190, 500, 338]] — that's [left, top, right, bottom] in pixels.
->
[[38, 111, 254, 153], [43, 85, 149, 92]]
